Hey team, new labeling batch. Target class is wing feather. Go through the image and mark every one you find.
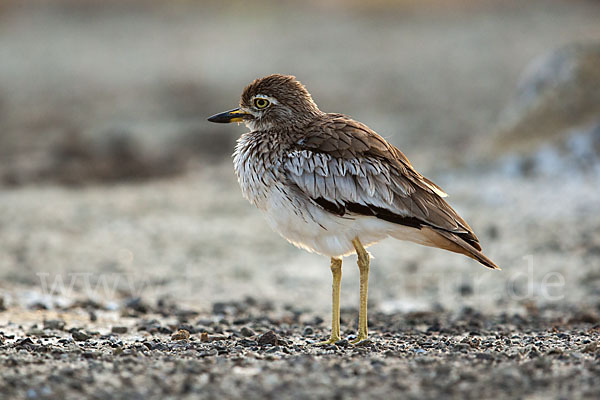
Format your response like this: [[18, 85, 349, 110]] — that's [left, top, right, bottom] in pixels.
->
[[283, 114, 479, 245]]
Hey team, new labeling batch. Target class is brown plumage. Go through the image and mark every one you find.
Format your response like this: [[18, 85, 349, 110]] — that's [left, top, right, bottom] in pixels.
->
[[208, 74, 499, 343], [297, 113, 499, 269]]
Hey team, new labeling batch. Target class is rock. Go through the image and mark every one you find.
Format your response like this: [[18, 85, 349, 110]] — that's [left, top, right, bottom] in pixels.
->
[[212, 302, 232, 315], [568, 312, 599, 324], [257, 330, 279, 346], [89, 311, 98, 322], [28, 302, 49, 310], [177, 323, 196, 334], [582, 342, 598, 353], [491, 42, 600, 172], [487, 224, 501, 241], [458, 284, 473, 297], [199, 332, 209, 343], [15, 338, 34, 348], [72, 330, 91, 341], [354, 339, 374, 347], [136, 319, 171, 334], [123, 297, 151, 314], [238, 339, 258, 347], [240, 327, 255, 337], [495, 43, 600, 149], [43, 320, 66, 331], [111, 326, 128, 334], [171, 329, 190, 341], [303, 326, 314, 336]]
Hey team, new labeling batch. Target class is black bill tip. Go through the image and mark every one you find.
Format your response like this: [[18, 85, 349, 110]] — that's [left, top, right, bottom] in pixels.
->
[[207, 108, 249, 123]]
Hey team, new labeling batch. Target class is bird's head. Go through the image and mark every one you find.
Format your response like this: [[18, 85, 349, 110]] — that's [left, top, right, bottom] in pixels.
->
[[208, 74, 322, 130]]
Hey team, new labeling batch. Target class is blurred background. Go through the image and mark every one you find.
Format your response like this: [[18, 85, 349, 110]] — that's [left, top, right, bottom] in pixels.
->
[[0, 0, 599, 319]]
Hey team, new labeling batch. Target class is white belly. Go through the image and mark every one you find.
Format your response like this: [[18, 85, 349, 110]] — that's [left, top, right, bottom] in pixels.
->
[[261, 184, 401, 258]]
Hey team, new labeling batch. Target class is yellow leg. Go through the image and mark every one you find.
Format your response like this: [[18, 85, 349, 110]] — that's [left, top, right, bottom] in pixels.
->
[[351, 237, 370, 344], [316, 257, 342, 345]]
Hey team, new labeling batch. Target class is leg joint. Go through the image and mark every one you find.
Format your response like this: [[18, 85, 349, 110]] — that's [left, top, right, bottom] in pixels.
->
[[330, 257, 342, 274], [352, 238, 370, 268]]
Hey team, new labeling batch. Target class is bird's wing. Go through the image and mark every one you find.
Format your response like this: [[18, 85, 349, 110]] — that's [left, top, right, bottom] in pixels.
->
[[283, 114, 482, 250]]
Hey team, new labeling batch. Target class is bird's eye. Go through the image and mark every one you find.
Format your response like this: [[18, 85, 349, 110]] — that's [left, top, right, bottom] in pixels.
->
[[253, 98, 270, 109]]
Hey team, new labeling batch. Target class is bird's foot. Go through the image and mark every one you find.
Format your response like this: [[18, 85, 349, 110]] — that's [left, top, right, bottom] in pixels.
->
[[350, 333, 368, 345], [315, 335, 341, 346]]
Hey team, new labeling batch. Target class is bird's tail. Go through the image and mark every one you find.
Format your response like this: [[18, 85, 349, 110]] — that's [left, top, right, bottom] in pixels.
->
[[422, 227, 501, 270]]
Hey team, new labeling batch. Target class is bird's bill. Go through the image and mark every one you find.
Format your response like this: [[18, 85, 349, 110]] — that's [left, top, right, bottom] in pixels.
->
[[207, 108, 251, 123]]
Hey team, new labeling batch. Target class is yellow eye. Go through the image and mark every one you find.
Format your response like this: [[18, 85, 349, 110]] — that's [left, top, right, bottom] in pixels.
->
[[253, 98, 270, 109]]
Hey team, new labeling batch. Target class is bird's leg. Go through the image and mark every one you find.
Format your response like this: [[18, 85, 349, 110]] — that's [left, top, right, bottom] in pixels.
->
[[316, 257, 342, 345], [351, 237, 370, 344]]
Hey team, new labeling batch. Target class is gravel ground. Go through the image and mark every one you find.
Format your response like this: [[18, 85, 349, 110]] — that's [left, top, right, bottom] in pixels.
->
[[1, 297, 599, 400]]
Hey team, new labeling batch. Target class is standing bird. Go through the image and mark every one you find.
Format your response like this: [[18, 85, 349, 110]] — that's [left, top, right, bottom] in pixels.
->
[[208, 74, 499, 344]]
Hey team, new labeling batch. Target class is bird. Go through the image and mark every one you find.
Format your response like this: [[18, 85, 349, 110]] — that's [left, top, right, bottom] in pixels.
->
[[208, 74, 499, 344]]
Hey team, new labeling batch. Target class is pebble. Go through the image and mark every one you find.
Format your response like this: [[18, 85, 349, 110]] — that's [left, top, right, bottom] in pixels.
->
[[258, 331, 279, 346], [240, 327, 256, 337], [111, 326, 128, 334], [43, 320, 65, 331], [171, 329, 190, 341], [582, 342, 597, 353], [303, 326, 314, 336], [72, 330, 91, 341]]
